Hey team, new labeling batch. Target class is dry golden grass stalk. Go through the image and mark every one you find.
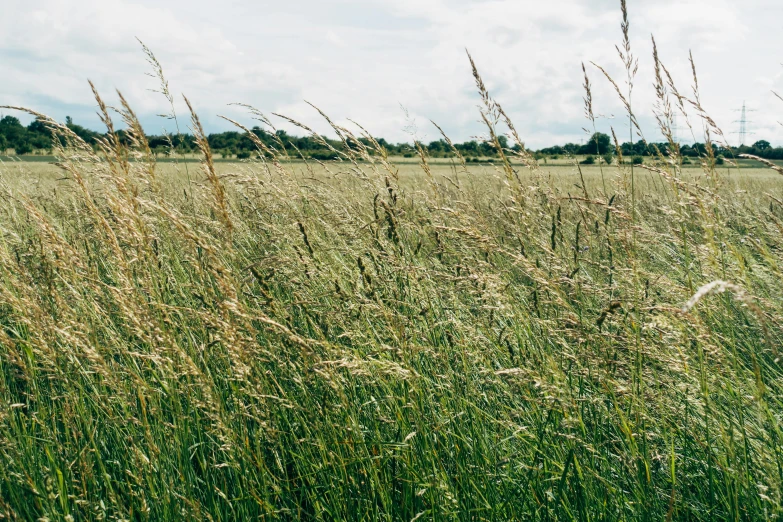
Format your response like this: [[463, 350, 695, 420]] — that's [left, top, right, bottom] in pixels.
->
[[589, 62, 644, 142], [738, 154, 783, 176], [431, 120, 468, 175], [184, 95, 234, 236]]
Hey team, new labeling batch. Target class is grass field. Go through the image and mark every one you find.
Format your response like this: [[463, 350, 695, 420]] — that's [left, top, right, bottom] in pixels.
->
[[4, 156, 781, 190], [2, 135, 783, 521], [2, 34, 783, 520]]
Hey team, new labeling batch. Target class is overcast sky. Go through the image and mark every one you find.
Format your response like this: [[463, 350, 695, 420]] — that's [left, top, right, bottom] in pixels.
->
[[2, 0, 782, 148]]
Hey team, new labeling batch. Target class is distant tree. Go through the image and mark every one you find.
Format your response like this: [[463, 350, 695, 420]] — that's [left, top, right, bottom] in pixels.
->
[[0, 133, 7, 153], [458, 140, 480, 156], [27, 118, 49, 135], [428, 140, 446, 154], [539, 145, 565, 156], [64, 117, 101, 145], [716, 145, 734, 157], [26, 119, 51, 150], [690, 142, 717, 157], [620, 139, 648, 156], [0, 116, 25, 137], [479, 141, 495, 156], [581, 132, 612, 155], [0, 116, 28, 153], [753, 140, 771, 151]]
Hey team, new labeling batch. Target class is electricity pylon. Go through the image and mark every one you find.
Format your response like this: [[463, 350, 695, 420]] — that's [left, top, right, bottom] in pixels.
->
[[733, 101, 757, 147]]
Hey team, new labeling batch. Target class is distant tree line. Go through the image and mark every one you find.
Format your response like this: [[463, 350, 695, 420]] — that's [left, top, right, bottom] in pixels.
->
[[0, 115, 107, 155], [537, 132, 783, 162], [0, 115, 525, 160], [2, 117, 782, 162], [0, 114, 345, 158]]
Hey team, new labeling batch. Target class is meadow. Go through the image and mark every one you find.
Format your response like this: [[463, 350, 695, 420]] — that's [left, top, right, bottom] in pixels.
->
[[1, 35, 783, 521]]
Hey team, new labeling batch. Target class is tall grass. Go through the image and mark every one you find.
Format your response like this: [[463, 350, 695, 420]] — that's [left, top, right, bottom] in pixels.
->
[[1, 11, 783, 521]]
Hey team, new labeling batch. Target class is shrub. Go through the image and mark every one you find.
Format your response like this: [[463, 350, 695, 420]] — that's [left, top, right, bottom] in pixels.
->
[[580, 155, 595, 165], [632, 156, 644, 165], [14, 142, 33, 155], [311, 151, 339, 161]]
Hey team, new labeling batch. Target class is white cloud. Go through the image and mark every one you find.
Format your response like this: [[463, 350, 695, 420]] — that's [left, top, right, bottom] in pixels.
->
[[1, 0, 782, 147]]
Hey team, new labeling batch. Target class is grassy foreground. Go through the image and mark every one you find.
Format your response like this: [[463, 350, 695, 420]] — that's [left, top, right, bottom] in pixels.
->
[[2, 55, 783, 522]]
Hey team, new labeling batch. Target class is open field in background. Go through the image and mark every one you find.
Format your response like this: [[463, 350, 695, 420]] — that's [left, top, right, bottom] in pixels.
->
[[4, 158, 783, 192], [5, 153, 783, 167], [1, 123, 783, 520], [6, 161, 781, 209]]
